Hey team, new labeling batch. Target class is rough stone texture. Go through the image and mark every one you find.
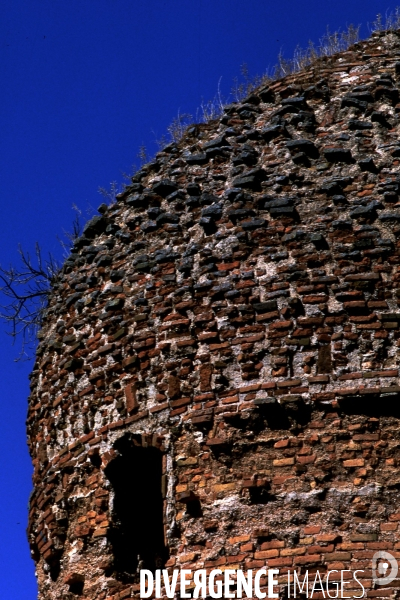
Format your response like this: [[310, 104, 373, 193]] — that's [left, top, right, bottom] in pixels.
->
[[28, 30, 400, 599]]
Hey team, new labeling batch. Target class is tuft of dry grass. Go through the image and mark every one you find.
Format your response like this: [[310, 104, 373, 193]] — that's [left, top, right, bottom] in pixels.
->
[[166, 111, 194, 143], [146, 7, 400, 150], [161, 22, 363, 144], [273, 24, 360, 79], [370, 7, 400, 32]]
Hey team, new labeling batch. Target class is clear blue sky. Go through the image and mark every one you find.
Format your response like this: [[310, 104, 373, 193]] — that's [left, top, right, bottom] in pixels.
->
[[0, 1, 395, 597]]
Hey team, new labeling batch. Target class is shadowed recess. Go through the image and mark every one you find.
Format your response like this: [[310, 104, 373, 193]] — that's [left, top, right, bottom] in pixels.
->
[[104, 436, 168, 578]]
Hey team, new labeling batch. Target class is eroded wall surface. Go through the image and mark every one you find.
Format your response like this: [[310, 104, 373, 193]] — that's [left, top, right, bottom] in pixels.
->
[[28, 30, 400, 599]]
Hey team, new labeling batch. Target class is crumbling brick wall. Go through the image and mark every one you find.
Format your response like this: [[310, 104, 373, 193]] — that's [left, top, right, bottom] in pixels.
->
[[28, 30, 400, 599]]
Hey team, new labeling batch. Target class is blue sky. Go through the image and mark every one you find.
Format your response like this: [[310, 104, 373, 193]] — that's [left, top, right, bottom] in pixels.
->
[[0, 1, 396, 596]]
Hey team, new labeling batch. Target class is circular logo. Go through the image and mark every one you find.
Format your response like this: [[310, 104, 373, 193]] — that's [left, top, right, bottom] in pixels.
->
[[372, 551, 398, 585]]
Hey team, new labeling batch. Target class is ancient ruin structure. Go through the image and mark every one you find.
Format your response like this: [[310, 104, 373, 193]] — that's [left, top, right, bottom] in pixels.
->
[[28, 30, 400, 599]]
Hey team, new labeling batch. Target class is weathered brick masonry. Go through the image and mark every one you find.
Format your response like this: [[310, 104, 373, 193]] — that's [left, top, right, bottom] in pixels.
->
[[28, 30, 400, 599]]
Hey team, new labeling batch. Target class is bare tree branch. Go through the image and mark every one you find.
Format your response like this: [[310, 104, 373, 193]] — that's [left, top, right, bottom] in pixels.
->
[[0, 243, 60, 360]]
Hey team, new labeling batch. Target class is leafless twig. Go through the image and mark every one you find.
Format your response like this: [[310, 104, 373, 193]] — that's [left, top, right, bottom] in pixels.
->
[[167, 110, 194, 142], [98, 180, 121, 206], [0, 244, 60, 359]]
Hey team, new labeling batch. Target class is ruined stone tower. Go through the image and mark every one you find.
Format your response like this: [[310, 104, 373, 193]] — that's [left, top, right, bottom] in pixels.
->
[[28, 30, 400, 599]]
